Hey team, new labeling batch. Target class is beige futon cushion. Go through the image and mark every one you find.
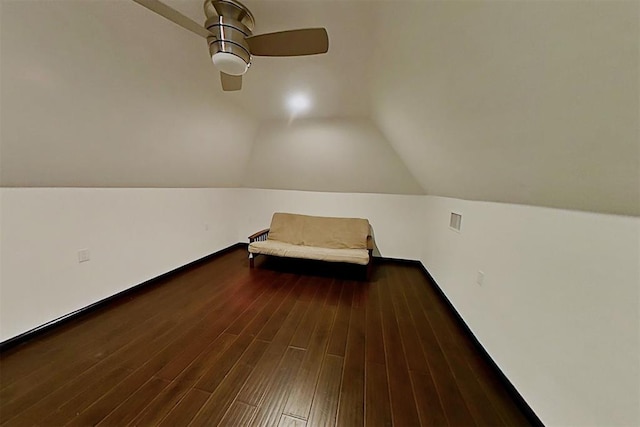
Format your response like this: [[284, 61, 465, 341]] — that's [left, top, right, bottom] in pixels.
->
[[268, 212, 369, 250], [249, 240, 370, 265]]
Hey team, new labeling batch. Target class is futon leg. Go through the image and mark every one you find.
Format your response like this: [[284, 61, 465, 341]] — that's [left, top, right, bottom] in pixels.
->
[[365, 251, 373, 280], [249, 253, 254, 268]]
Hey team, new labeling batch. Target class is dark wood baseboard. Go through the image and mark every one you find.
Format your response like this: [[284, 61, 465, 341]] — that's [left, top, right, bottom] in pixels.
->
[[373, 256, 418, 265], [0, 242, 248, 353], [377, 256, 543, 427]]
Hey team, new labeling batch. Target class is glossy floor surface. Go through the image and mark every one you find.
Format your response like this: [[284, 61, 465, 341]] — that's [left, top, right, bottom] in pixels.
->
[[0, 248, 534, 426]]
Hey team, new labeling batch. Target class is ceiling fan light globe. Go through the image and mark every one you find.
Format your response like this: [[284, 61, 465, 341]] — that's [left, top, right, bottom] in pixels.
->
[[212, 52, 248, 76]]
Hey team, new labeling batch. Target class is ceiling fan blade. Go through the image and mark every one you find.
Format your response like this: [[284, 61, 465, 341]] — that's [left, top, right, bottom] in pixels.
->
[[246, 28, 329, 57], [132, 0, 212, 38], [220, 72, 242, 91]]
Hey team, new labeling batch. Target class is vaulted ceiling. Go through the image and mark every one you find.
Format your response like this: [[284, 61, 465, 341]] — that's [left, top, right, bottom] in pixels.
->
[[1, 0, 638, 215]]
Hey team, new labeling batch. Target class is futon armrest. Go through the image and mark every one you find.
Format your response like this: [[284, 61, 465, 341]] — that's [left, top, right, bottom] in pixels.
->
[[367, 235, 374, 252], [249, 228, 270, 243]]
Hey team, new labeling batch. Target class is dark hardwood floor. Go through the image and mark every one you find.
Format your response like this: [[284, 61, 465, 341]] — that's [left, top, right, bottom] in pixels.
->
[[0, 248, 534, 426]]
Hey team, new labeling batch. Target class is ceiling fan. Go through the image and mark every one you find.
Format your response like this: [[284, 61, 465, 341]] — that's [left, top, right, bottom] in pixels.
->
[[132, 0, 329, 91]]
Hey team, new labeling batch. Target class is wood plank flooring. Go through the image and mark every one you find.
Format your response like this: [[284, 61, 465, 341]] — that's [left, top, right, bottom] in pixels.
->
[[0, 248, 534, 426]]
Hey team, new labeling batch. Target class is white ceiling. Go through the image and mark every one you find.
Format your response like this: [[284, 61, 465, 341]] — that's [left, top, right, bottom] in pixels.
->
[[371, 0, 639, 216], [1, 0, 257, 187], [163, 0, 376, 119], [1, 0, 638, 215]]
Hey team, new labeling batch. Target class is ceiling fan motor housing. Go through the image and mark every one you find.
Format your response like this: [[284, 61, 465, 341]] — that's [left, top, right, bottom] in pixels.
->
[[205, 0, 255, 75], [132, 0, 329, 91]]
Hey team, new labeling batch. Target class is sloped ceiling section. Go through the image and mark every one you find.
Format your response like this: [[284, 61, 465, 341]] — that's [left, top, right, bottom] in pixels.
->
[[2, 0, 638, 212], [243, 118, 424, 194], [1, 0, 257, 187], [371, 1, 639, 216], [1, 0, 422, 195]]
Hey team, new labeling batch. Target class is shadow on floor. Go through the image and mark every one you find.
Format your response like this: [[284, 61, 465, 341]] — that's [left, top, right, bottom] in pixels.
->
[[251, 255, 372, 282]]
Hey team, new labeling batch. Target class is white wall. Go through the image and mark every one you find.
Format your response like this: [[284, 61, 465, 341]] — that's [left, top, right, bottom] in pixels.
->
[[242, 118, 424, 195], [0, 187, 425, 342], [421, 196, 640, 426], [234, 188, 425, 261], [0, 188, 240, 341], [2, 187, 638, 426]]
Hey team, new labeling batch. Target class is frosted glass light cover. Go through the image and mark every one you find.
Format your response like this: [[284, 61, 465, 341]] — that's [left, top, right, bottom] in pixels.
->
[[212, 52, 248, 76]]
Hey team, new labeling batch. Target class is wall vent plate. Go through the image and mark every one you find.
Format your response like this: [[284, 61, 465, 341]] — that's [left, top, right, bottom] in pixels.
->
[[78, 249, 90, 263], [449, 212, 462, 231]]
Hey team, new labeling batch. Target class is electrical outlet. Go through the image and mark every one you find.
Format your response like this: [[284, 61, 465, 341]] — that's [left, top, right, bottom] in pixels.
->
[[78, 249, 90, 263], [476, 271, 485, 286]]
